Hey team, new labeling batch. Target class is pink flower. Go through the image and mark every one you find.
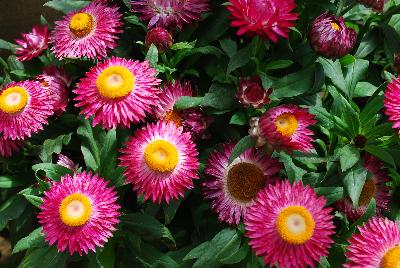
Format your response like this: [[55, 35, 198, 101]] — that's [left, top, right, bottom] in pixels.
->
[[245, 180, 335, 268], [384, 75, 400, 133], [357, 0, 384, 11], [0, 81, 53, 140], [131, 0, 209, 30], [145, 27, 173, 53], [15, 25, 49, 61], [119, 121, 199, 203], [236, 76, 271, 108], [309, 13, 357, 59], [57, 154, 79, 172], [227, 0, 298, 42], [203, 142, 281, 225], [258, 104, 317, 152], [74, 57, 160, 129], [345, 217, 400, 267], [50, 1, 123, 59], [38, 171, 120, 255], [0, 135, 23, 158]]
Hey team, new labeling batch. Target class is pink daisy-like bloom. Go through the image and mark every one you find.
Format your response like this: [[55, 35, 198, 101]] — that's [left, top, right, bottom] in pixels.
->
[[37, 66, 71, 115], [50, 1, 123, 59], [203, 142, 281, 225], [131, 0, 210, 30], [154, 81, 213, 140], [336, 153, 391, 221], [345, 217, 400, 267], [0, 135, 23, 158], [57, 154, 79, 172], [245, 180, 335, 268], [38, 171, 120, 255], [0, 81, 53, 140], [227, 0, 298, 42], [15, 25, 49, 62], [258, 104, 317, 152], [384, 76, 400, 133], [119, 120, 199, 203], [236, 76, 272, 108], [74, 56, 160, 129]]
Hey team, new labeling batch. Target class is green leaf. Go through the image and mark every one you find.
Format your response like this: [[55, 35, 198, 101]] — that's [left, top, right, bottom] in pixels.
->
[[265, 60, 294, 70], [163, 199, 182, 225], [352, 198, 376, 227], [175, 96, 204, 110], [278, 151, 307, 182], [98, 129, 117, 181], [344, 59, 369, 98], [339, 145, 360, 172], [39, 133, 72, 163], [219, 38, 237, 58], [0, 195, 27, 230], [18, 247, 68, 268], [77, 118, 104, 171], [0, 39, 18, 52], [314, 187, 344, 205], [124, 15, 146, 30], [317, 58, 347, 95], [360, 94, 384, 126], [32, 163, 73, 181], [121, 213, 175, 246], [230, 112, 247, 125], [227, 47, 251, 74], [382, 24, 400, 62], [170, 42, 195, 50], [22, 194, 43, 208], [44, 0, 90, 13], [0, 176, 28, 188], [364, 145, 396, 167], [270, 66, 315, 98], [229, 136, 256, 164], [13, 227, 45, 254], [202, 83, 236, 110], [343, 164, 368, 207], [355, 29, 379, 58], [354, 82, 378, 98], [145, 44, 159, 67]]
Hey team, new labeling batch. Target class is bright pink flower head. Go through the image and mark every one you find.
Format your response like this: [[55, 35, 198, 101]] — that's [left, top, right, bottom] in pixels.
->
[[309, 13, 357, 59], [38, 171, 121, 255], [336, 153, 391, 221], [357, 0, 384, 11], [0, 81, 53, 140], [0, 134, 23, 158], [119, 120, 199, 204], [37, 66, 71, 115], [203, 142, 281, 225], [145, 27, 173, 53], [245, 180, 335, 268], [154, 81, 213, 140], [258, 104, 316, 152], [384, 76, 400, 133], [131, 0, 210, 30], [15, 25, 49, 62], [74, 56, 161, 129], [227, 0, 298, 42], [236, 76, 271, 108], [50, 1, 123, 59], [345, 217, 400, 267]]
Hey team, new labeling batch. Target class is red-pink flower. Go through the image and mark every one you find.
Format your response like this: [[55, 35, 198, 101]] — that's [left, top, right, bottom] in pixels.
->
[[0, 135, 23, 158], [227, 0, 298, 42], [203, 142, 281, 225], [15, 25, 49, 62], [145, 27, 173, 53], [245, 180, 335, 268], [38, 171, 120, 255], [357, 0, 384, 11], [258, 104, 317, 152], [345, 217, 400, 267], [384, 75, 400, 133], [236, 76, 271, 108], [119, 121, 199, 203], [131, 0, 209, 30]]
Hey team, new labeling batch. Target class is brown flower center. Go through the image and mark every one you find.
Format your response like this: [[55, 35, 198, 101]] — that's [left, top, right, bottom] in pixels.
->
[[358, 179, 376, 206], [165, 109, 183, 127], [226, 162, 265, 202]]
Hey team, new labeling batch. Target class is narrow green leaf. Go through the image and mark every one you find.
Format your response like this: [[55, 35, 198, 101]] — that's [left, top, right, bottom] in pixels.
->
[[315, 187, 344, 205], [44, 0, 90, 13], [18, 247, 67, 268], [227, 47, 251, 74], [13, 227, 45, 254], [343, 164, 367, 207], [270, 66, 315, 98], [317, 58, 347, 95], [230, 112, 247, 125], [145, 44, 159, 67], [0, 176, 28, 188], [175, 96, 204, 110], [364, 145, 396, 167], [229, 136, 256, 164]]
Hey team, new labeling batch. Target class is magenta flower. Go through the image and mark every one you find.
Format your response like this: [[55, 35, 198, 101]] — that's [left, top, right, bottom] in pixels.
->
[[203, 142, 281, 225], [384, 75, 400, 133], [119, 121, 199, 203], [345, 217, 400, 267], [309, 13, 357, 59], [145, 27, 173, 53], [15, 25, 49, 62], [131, 0, 209, 30], [227, 0, 298, 42], [357, 0, 384, 11], [236, 76, 271, 108], [38, 171, 120, 255], [74, 57, 160, 129], [0, 135, 23, 158], [50, 1, 123, 59], [258, 104, 317, 152], [0, 81, 53, 140], [245, 180, 335, 268]]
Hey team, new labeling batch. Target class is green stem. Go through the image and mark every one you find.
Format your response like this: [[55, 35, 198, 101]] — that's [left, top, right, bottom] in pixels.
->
[[335, 0, 345, 17]]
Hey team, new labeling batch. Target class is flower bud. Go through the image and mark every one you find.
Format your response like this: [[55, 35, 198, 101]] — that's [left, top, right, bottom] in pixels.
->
[[145, 27, 173, 53], [236, 76, 271, 108]]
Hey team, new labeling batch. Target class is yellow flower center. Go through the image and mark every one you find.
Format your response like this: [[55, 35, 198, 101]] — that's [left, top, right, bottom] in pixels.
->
[[381, 246, 400, 268], [144, 140, 179, 173], [59, 193, 92, 227], [226, 162, 265, 203], [275, 206, 315, 245], [69, 12, 94, 38], [275, 113, 298, 137], [96, 66, 135, 100], [358, 179, 376, 207], [331, 22, 341, 31], [165, 109, 183, 127], [0, 86, 29, 114]]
